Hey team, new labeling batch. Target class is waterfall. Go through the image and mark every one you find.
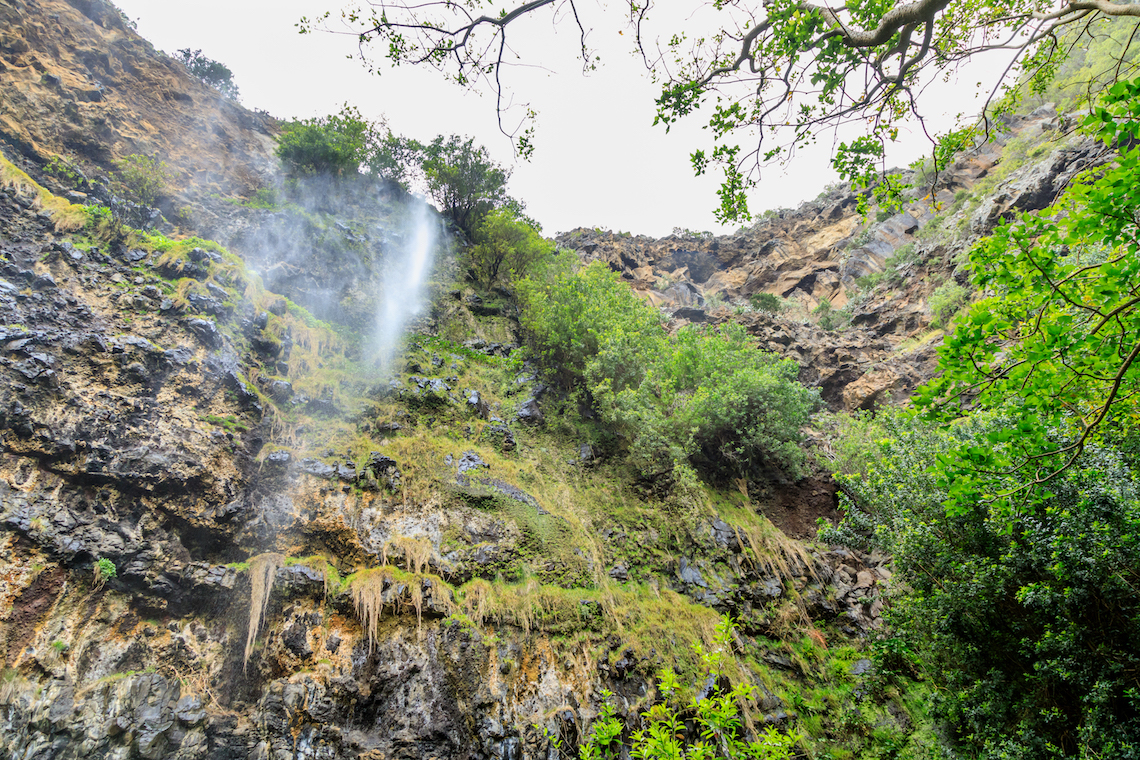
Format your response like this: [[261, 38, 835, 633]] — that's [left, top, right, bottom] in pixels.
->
[[372, 200, 440, 368]]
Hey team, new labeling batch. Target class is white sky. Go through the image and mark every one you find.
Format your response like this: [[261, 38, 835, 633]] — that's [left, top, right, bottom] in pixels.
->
[[113, 0, 994, 237]]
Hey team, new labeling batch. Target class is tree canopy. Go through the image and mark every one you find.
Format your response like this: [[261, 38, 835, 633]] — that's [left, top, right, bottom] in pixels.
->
[[303, 0, 1140, 221], [916, 77, 1140, 517], [374, 133, 514, 237], [276, 104, 379, 177]]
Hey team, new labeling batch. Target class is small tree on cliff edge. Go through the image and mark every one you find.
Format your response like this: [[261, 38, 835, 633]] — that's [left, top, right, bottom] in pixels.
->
[[174, 48, 240, 100], [373, 133, 512, 239]]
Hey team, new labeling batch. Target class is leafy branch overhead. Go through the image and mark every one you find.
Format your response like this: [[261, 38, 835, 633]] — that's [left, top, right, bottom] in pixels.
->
[[304, 0, 1140, 221], [916, 77, 1140, 518]]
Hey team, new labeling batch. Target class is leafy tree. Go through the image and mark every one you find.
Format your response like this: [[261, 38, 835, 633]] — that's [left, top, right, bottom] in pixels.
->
[[276, 104, 378, 177], [916, 77, 1140, 517], [304, 0, 1140, 221], [468, 207, 555, 287], [822, 410, 1140, 759], [374, 132, 512, 237], [174, 48, 240, 99]]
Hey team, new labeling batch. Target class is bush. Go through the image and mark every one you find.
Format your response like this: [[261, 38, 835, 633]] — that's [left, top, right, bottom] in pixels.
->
[[115, 154, 170, 207], [276, 104, 377, 177], [518, 254, 665, 390], [927, 280, 969, 328], [468, 207, 555, 287], [750, 291, 784, 314], [518, 256, 819, 480], [174, 48, 239, 99], [822, 412, 1140, 758], [93, 557, 117, 589]]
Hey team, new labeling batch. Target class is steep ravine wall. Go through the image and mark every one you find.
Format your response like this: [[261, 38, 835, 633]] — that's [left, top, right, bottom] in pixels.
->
[[0, 171, 903, 758], [0, 1, 1118, 758]]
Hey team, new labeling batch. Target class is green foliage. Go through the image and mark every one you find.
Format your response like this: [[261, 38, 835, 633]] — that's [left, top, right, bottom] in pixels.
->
[[517, 256, 818, 480], [115, 154, 170, 207], [93, 557, 116, 589], [855, 242, 921, 292], [174, 48, 240, 99], [44, 156, 82, 185], [1025, 15, 1140, 113], [917, 77, 1140, 517], [517, 253, 665, 390], [823, 412, 1140, 759], [578, 617, 798, 760], [373, 132, 512, 237], [927, 281, 968, 329], [243, 186, 280, 209], [467, 207, 555, 287], [276, 104, 378, 177], [749, 292, 783, 314]]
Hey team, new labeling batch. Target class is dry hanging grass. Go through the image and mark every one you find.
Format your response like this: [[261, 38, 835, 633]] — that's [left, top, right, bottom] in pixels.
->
[[381, 536, 433, 575], [351, 567, 395, 651], [244, 553, 285, 669], [737, 515, 818, 582]]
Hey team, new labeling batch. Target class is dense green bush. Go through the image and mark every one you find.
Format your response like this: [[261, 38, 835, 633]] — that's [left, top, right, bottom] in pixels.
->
[[276, 105, 377, 177], [749, 291, 783, 314], [927, 280, 969, 329], [468, 207, 554, 287], [518, 256, 818, 480], [822, 411, 1140, 759]]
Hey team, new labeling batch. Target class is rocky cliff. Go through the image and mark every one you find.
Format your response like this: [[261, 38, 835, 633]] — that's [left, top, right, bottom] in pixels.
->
[[0, 1, 1114, 759], [557, 107, 1108, 409]]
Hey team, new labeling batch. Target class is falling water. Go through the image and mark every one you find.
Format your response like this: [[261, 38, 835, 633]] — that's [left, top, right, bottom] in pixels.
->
[[372, 200, 440, 369]]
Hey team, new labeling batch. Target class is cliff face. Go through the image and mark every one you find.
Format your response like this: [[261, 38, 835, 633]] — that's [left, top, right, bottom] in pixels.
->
[[0, 0, 277, 231], [557, 107, 1108, 409], [0, 2, 1114, 759]]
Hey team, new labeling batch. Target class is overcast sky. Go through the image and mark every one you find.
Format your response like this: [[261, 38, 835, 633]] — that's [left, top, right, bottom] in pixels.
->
[[112, 0, 991, 238]]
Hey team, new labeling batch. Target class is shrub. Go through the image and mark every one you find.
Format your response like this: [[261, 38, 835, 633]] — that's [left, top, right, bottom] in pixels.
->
[[467, 207, 555, 287], [927, 280, 969, 328], [93, 557, 117, 589], [115, 154, 170, 207], [517, 257, 819, 480], [518, 254, 665, 390], [174, 48, 239, 99], [276, 104, 377, 177], [750, 291, 784, 314]]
